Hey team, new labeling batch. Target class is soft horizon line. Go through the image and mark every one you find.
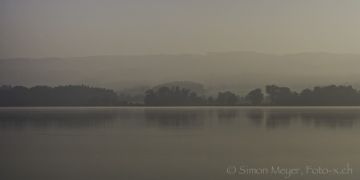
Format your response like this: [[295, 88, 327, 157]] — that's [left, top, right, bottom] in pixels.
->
[[2, 51, 360, 60]]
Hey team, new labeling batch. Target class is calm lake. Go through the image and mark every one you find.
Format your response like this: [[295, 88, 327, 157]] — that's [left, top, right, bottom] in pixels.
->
[[0, 107, 359, 180]]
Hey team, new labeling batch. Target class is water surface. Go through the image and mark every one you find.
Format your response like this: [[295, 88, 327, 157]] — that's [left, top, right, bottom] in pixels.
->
[[0, 107, 359, 180]]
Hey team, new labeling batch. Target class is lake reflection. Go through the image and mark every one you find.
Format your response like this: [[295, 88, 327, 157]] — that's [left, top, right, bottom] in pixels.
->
[[0, 107, 359, 180], [0, 107, 359, 129]]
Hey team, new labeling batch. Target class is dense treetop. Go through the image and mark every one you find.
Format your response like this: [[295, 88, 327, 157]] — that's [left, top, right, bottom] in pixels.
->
[[0, 85, 118, 106], [1, 84, 360, 106]]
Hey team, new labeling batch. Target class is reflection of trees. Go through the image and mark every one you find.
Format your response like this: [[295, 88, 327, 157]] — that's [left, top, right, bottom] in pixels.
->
[[144, 108, 360, 129], [260, 109, 360, 129], [0, 109, 118, 129], [300, 111, 358, 128], [265, 111, 294, 128], [246, 110, 264, 126], [144, 110, 205, 128], [216, 109, 238, 125], [2, 108, 359, 130]]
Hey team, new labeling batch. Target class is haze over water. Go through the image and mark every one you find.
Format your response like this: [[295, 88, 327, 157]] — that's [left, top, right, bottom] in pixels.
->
[[0, 107, 359, 180], [2, 1, 360, 179]]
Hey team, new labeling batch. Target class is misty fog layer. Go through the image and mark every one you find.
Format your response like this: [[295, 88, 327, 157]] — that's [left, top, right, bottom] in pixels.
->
[[2, 0, 360, 58], [1, 52, 360, 92]]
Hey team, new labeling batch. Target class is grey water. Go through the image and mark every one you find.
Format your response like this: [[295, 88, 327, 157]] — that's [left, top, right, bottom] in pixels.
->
[[0, 107, 359, 180]]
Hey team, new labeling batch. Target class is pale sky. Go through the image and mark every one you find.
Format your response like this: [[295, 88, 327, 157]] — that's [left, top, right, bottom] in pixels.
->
[[1, 0, 360, 58]]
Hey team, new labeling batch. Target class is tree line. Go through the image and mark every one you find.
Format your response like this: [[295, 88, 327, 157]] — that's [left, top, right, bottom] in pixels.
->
[[0, 85, 119, 106], [1, 84, 360, 106]]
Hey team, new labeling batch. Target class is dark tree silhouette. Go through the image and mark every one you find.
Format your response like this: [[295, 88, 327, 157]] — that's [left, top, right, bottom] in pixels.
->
[[216, 91, 238, 105], [266, 85, 298, 105], [144, 86, 203, 106], [2, 84, 360, 106], [265, 84, 360, 106], [298, 85, 359, 105], [245, 88, 264, 105], [0, 85, 118, 106]]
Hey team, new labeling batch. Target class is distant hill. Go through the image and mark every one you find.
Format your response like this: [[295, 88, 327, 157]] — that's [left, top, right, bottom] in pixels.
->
[[1, 52, 360, 93]]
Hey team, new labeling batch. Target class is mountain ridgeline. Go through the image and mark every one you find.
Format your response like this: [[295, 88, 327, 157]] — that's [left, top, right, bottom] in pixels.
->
[[2, 84, 360, 106]]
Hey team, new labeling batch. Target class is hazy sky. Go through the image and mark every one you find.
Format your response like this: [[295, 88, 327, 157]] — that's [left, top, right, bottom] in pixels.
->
[[1, 0, 360, 58]]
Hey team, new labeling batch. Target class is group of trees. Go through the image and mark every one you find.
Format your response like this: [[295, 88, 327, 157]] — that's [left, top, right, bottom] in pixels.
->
[[143, 87, 263, 106], [266, 85, 360, 106], [245, 88, 264, 105], [144, 85, 360, 106], [144, 87, 244, 106], [2, 84, 360, 106], [0, 85, 119, 106], [144, 87, 204, 106]]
